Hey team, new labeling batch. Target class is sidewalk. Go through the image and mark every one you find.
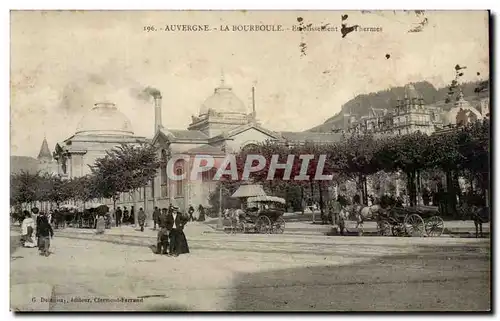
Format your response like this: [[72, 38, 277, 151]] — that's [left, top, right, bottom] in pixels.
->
[[203, 219, 489, 237]]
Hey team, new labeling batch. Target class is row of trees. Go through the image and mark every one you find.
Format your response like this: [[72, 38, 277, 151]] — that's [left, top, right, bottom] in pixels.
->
[[212, 119, 489, 217], [11, 143, 160, 225]]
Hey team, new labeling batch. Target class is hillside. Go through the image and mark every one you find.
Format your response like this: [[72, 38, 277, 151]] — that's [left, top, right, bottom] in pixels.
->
[[308, 80, 489, 132], [10, 156, 39, 175]]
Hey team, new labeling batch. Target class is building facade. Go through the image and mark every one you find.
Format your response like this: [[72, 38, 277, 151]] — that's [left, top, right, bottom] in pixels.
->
[[53, 77, 342, 214], [341, 84, 488, 137]]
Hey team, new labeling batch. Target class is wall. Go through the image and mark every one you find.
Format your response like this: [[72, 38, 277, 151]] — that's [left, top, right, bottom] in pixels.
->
[[227, 127, 276, 151]]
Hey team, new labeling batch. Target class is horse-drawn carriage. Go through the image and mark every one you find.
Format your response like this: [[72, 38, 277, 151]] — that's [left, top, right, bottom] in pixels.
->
[[376, 205, 445, 237], [224, 195, 287, 234], [55, 203, 109, 229], [343, 203, 445, 237]]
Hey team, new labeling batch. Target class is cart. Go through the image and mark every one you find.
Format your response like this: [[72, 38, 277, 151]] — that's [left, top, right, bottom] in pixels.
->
[[376, 205, 444, 237], [225, 195, 286, 234]]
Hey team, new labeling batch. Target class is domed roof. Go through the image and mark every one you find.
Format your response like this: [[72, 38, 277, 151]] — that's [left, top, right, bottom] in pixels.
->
[[76, 102, 134, 136], [199, 80, 247, 116], [444, 91, 483, 125]]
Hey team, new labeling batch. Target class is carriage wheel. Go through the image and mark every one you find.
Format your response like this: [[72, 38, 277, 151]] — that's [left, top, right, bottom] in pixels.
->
[[377, 220, 391, 236], [273, 217, 286, 234], [255, 216, 271, 234], [425, 216, 445, 237], [392, 224, 404, 237], [404, 214, 425, 237]]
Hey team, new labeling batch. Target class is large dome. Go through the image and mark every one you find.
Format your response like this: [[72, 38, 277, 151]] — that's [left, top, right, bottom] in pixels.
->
[[76, 102, 134, 136], [199, 83, 247, 116]]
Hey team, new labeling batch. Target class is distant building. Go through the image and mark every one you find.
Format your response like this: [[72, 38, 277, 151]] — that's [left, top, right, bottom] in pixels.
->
[[52, 102, 149, 179], [342, 84, 443, 137], [37, 137, 58, 176], [336, 83, 489, 137]]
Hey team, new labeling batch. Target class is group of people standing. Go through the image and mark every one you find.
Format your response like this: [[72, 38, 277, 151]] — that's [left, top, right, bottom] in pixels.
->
[[113, 206, 136, 226], [20, 207, 54, 256], [153, 204, 190, 257]]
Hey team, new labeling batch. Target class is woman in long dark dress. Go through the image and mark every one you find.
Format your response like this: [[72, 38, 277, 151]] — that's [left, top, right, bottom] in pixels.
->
[[168, 208, 190, 256]]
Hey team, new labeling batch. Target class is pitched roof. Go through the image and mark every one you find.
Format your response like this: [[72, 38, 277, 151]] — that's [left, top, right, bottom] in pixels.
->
[[224, 123, 281, 140], [168, 129, 209, 140], [185, 144, 224, 155], [152, 128, 209, 145], [280, 131, 343, 143], [37, 138, 52, 160]]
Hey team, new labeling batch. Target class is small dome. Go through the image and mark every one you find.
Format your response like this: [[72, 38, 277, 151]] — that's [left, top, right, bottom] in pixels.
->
[[76, 102, 134, 136], [199, 83, 247, 116]]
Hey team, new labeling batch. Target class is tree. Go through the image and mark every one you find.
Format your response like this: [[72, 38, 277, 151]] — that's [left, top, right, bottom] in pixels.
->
[[91, 143, 159, 224], [375, 132, 436, 207], [44, 174, 73, 208], [336, 134, 380, 205], [10, 170, 41, 208], [69, 175, 101, 206], [456, 119, 490, 205]]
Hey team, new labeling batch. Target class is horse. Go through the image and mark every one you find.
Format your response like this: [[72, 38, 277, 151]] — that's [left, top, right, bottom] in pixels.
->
[[471, 206, 490, 238]]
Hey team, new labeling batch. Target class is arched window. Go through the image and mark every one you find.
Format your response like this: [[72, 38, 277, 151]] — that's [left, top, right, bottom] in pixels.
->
[[241, 143, 259, 152], [176, 168, 184, 196]]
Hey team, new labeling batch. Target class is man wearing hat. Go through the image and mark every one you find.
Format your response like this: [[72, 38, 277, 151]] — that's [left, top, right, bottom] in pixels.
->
[[156, 208, 170, 255]]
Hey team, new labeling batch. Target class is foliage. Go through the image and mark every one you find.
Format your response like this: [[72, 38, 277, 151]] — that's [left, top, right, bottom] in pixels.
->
[[91, 143, 160, 207], [10, 170, 41, 206]]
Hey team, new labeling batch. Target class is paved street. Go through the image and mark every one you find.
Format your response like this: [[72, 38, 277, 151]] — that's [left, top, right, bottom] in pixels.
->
[[10, 223, 491, 311]]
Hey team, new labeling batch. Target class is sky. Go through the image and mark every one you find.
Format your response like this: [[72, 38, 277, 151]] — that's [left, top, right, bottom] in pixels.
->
[[10, 10, 489, 157]]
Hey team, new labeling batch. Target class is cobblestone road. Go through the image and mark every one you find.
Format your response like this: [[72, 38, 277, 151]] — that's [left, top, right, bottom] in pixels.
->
[[10, 223, 490, 311]]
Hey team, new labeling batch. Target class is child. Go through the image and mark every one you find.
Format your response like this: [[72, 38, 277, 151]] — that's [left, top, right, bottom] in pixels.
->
[[96, 215, 105, 234], [36, 213, 54, 256]]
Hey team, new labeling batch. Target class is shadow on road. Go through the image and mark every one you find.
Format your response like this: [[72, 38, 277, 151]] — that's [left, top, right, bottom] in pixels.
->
[[227, 244, 491, 312]]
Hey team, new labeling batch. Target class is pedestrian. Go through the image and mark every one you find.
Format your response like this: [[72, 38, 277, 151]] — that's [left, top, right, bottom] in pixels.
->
[[130, 206, 135, 225], [156, 208, 170, 255], [36, 212, 54, 256], [330, 197, 342, 226], [188, 205, 195, 222], [20, 211, 36, 247], [138, 208, 146, 232], [96, 215, 105, 234], [152, 206, 160, 230], [167, 206, 190, 257], [123, 207, 129, 225], [197, 205, 205, 222], [115, 207, 122, 227]]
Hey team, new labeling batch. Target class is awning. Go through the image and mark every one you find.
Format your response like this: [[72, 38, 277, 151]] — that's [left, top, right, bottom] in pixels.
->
[[231, 184, 267, 198], [247, 196, 286, 204], [83, 202, 105, 209]]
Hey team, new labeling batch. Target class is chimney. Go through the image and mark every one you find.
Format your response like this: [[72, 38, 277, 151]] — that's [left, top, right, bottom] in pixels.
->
[[154, 94, 163, 133]]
